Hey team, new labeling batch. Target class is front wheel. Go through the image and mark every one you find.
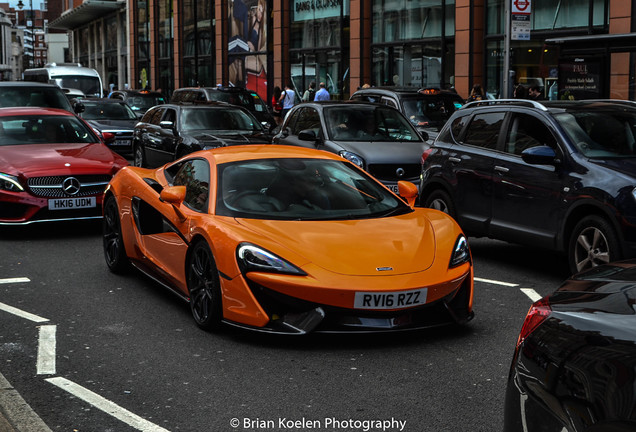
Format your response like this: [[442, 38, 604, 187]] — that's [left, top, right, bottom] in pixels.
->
[[133, 142, 146, 168], [423, 189, 456, 219], [568, 215, 621, 274], [102, 195, 129, 274], [187, 241, 223, 331]]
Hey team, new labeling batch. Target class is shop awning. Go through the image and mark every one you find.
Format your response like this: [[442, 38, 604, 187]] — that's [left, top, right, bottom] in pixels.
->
[[48, 0, 124, 30], [545, 33, 636, 51]]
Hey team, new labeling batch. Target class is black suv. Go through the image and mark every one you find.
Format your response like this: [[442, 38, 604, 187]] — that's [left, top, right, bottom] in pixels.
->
[[0, 81, 83, 113], [171, 86, 277, 132], [132, 102, 270, 168], [419, 99, 636, 274], [350, 87, 464, 140]]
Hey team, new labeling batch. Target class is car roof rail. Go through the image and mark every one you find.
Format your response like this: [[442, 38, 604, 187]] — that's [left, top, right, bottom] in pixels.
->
[[582, 99, 636, 107], [462, 99, 549, 111]]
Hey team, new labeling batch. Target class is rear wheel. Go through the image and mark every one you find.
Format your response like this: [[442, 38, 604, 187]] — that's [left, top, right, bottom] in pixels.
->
[[102, 195, 129, 274], [133, 142, 146, 167], [568, 215, 620, 274], [424, 189, 456, 219], [187, 240, 223, 331]]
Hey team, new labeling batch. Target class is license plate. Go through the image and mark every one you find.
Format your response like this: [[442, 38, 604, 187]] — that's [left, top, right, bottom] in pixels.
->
[[354, 288, 428, 310], [48, 197, 96, 210], [113, 139, 131, 146], [387, 183, 399, 193]]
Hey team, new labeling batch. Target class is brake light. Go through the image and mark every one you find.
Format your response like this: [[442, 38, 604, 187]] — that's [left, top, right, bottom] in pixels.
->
[[421, 148, 434, 164], [516, 297, 551, 348]]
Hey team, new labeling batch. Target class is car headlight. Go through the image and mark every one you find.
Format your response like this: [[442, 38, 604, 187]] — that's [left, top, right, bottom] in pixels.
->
[[449, 235, 471, 268], [339, 151, 365, 168], [237, 243, 307, 275], [0, 173, 24, 192]]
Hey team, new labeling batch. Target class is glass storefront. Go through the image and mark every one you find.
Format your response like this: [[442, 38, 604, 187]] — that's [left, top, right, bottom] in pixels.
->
[[157, 0, 174, 95], [136, 0, 151, 91], [182, 0, 215, 87], [289, 0, 349, 99], [370, 0, 455, 89], [485, 0, 609, 99]]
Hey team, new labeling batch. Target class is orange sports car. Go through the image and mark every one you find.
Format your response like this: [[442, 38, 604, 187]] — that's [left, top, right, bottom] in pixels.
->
[[102, 145, 473, 334]]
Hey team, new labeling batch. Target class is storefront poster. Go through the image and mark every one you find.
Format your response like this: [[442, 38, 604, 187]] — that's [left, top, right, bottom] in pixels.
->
[[228, 0, 268, 97]]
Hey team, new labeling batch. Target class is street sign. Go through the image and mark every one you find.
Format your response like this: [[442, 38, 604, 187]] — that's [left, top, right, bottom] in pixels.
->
[[511, 14, 531, 40], [512, 0, 531, 14]]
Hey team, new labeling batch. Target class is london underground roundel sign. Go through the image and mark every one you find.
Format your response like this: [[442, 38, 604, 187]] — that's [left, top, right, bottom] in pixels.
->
[[512, 0, 531, 14]]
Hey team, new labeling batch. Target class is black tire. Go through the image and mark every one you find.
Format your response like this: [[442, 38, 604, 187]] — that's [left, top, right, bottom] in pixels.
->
[[102, 195, 130, 274], [423, 189, 456, 219], [568, 215, 621, 274], [187, 240, 223, 331], [133, 142, 146, 168]]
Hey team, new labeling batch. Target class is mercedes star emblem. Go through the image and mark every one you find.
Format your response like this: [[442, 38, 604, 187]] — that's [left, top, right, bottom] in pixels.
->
[[62, 177, 81, 196]]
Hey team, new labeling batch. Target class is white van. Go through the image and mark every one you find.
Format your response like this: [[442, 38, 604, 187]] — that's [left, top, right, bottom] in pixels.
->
[[23, 63, 104, 98]]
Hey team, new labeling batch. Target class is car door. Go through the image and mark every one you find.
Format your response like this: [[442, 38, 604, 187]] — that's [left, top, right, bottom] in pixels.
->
[[145, 107, 178, 167], [275, 107, 322, 149], [446, 111, 506, 234], [489, 112, 565, 248], [136, 158, 211, 292]]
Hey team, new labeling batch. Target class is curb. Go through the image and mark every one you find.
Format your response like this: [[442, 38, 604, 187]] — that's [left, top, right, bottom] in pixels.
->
[[0, 372, 53, 432]]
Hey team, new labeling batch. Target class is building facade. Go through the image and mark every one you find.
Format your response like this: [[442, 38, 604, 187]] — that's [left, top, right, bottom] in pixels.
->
[[48, 0, 636, 103]]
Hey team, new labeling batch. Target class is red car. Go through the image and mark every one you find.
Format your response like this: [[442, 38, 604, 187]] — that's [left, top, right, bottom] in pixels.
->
[[0, 107, 129, 225]]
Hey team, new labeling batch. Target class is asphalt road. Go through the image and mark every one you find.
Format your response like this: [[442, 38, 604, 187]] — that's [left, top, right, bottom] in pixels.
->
[[0, 221, 569, 432]]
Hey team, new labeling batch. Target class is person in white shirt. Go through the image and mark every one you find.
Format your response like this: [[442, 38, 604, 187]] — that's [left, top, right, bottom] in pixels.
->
[[279, 83, 297, 118]]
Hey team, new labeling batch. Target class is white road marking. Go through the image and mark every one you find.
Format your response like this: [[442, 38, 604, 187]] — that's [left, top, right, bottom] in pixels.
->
[[37, 325, 56, 375], [45, 377, 171, 432], [0, 277, 30, 284], [475, 277, 519, 287], [520, 288, 543, 302], [0, 301, 49, 323]]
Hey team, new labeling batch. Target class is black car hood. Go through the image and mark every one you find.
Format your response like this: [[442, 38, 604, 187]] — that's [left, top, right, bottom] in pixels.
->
[[87, 119, 137, 130], [590, 157, 636, 180], [190, 130, 270, 146]]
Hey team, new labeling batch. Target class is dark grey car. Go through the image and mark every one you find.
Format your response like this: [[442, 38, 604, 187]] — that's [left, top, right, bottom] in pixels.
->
[[78, 98, 138, 155], [272, 101, 428, 193], [0, 81, 82, 113]]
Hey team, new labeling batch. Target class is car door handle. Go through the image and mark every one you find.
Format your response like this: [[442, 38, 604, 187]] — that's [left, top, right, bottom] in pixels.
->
[[449, 157, 461, 163], [495, 165, 509, 173]]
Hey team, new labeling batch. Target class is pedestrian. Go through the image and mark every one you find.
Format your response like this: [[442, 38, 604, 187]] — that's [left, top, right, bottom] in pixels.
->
[[314, 82, 330, 101], [466, 84, 485, 102], [302, 81, 316, 102], [527, 85, 544, 101], [278, 83, 296, 119], [272, 86, 283, 124], [513, 83, 528, 99]]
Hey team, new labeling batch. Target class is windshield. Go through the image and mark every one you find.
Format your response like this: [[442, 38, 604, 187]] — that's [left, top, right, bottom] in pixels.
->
[[325, 105, 422, 142], [0, 87, 73, 111], [81, 102, 137, 120], [554, 109, 636, 158], [126, 93, 166, 112], [216, 158, 410, 220], [208, 91, 269, 113], [0, 115, 98, 146], [401, 96, 463, 129], [54, 76, 102, 98], [180, 107, 262, 133]]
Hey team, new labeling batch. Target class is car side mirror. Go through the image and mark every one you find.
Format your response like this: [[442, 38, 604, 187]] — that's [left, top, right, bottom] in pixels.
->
[[160, 185, 187, 220], [397, 181, 418, 208], [159, 120, 175, 132], [74, 102, 85, 114], [298, 129, 317, 142], [102, 131, 116, 144], [521, 145, 557, 165]]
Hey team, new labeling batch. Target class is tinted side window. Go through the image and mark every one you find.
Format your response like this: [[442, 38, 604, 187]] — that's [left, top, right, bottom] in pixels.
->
[[172, 159, 210, 213], [505, 113, 557, 156], [148, 107, 165, 125], [291, 108, 321, 135], [463, 112, 505, 149], [140, 107, 158, 123]]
